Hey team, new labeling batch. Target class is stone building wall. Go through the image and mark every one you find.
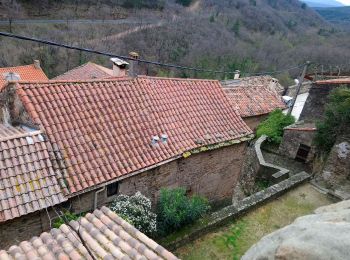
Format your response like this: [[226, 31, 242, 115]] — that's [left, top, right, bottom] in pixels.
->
[[279, 129, 316, 163], [285, 82, 312, 97], [243, 114, 267, 131], [0, 208, 61, 249], [299, 83, 349, 123], [70, 143, 248, 213], [0, 143, 248, 248], [299, 85, 332, 122], [0, 211, 43, 249]]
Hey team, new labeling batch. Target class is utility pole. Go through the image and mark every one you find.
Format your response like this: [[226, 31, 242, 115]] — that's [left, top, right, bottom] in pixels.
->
[[288, 61, 311, 115]]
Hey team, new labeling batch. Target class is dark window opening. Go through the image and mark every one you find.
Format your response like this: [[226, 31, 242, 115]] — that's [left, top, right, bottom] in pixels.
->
[[295, 144, 311, 163], [107, 182, 119, 197]]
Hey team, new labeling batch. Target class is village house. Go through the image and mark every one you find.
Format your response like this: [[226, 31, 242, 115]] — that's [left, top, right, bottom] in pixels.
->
[[279, 77, 350, 163], [0, 61, 48, 90], [0, 75, 253, 247], [221, 75, 286, 130], [0, 206, 178, 260], [300, 77, 350, 122], [53, 58, 130, 80]]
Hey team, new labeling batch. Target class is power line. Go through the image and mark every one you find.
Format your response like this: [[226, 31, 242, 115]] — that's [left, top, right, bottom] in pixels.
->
[[0, 31, 305, 76]]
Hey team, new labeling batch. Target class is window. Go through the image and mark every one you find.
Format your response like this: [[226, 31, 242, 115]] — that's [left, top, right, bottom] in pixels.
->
[[107, 182, 119, 197], [295, 144, 311, 163]]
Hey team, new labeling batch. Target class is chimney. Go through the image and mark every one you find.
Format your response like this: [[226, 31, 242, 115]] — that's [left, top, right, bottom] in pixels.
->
[[33, 60, 41, 69], [110, 58, 129, 77], [234, 70, 240, 80], [129, 51, 140, 77], [4, 72, 20, 82]]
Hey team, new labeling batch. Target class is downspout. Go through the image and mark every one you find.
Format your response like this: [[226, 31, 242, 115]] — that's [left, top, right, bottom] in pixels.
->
[[94, 186, 106, 210]]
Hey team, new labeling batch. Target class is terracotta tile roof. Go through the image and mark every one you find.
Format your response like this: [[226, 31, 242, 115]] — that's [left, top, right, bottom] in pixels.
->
[[223, 85, 286, 117], [15, 76, 252, 194], [0, 125, 67, 223], [0, 64, 48, 90], [315, 77, 350, 85], [53, 62, 114, 80], [0, 206, 178, 259], [221, 75, 285, 94], [284, 122, 316, 132]]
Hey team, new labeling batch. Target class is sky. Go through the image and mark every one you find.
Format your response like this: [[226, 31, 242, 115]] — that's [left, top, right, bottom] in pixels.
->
[[338, 0, 350, 5]]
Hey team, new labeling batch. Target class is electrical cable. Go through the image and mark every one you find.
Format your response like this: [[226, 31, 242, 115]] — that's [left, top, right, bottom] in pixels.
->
[[0, 31, 306, 76]]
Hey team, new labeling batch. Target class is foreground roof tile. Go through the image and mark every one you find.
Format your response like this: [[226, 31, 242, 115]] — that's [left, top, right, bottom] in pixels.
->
[[0, 206, 178, 259], [0, 125, 67, 222], [15, 76, 252, 194]]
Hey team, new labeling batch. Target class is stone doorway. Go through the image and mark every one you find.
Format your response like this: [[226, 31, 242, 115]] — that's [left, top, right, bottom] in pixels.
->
[[295, 144, 311, 163]]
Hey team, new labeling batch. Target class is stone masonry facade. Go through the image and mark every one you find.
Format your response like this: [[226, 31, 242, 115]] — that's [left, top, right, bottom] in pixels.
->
[[0, 142, 248, 249], [70, 143, 248, 214], [243, 114, 268, 132], [0, 142, 247, 248], [0, 211, 45, 249], [279, 128, 316, 163]]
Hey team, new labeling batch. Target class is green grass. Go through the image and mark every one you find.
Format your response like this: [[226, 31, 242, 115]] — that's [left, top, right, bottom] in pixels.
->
[[175, 183, 335, 260]]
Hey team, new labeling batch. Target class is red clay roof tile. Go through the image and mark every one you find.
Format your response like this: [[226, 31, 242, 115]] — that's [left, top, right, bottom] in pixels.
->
[[223, 85, 286, 117], [315, 77, 350, 85], [15, 76, 252, 194], [52, 62, 114, 81], [0, 64, 48, 90], [0, 125, 67, 222]]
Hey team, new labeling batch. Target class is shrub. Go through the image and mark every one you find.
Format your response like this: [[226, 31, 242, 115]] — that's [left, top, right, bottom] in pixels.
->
[[256, 109, 295, 144], [109, 192, 157, 235], [314, 87, 350, 153], [53, 211, 80, 228], [157, 187, 210, 235]]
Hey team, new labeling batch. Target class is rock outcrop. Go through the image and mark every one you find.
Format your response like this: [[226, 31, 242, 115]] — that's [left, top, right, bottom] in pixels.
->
[[242, 200, 350, 260]]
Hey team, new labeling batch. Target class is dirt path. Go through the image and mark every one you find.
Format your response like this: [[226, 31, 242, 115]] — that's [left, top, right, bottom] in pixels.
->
[[176, 183, 336, 260], [87, 21, 164, 45]]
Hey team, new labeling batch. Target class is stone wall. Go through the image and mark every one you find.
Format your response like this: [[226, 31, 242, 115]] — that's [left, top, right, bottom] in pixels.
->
[[243, 114, 267, 131], [299, 83, 349, 122], [0, 211, 43, 249], [0, 208, 61, 249], [69, 143, 248, 213], [285, 82, 312, 97], [0, 142, 248, 248], [322, 137, 350, 189], [279, 128, 316, 163], [163, 172, 311, 250], [233, 142, 260, 201]]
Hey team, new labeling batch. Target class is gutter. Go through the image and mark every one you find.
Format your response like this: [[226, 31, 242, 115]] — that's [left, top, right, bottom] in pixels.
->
[[94, 186, 106, 210]]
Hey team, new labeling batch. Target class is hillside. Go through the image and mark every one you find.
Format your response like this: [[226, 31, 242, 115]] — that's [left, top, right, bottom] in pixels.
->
[[315, 6, 350, 23], [0, 0, 350, 84]]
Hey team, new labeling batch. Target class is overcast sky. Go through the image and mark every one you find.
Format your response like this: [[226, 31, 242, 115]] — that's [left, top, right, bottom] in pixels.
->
[[338, 0, 350, 5]]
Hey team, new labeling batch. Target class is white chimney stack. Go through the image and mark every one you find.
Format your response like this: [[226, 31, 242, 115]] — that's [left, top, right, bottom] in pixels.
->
[[234, 70, 240, 80], [110, 58, 129, 77], [33, 60, 41, 69]]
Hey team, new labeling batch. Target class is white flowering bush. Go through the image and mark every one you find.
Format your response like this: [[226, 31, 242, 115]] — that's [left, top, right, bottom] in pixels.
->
[[109, 192, 157, 235]]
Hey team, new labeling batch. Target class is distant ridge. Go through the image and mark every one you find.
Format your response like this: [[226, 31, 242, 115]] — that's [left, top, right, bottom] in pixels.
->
[[315, 6, 350, 23], [303, 0, 344, 7]]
